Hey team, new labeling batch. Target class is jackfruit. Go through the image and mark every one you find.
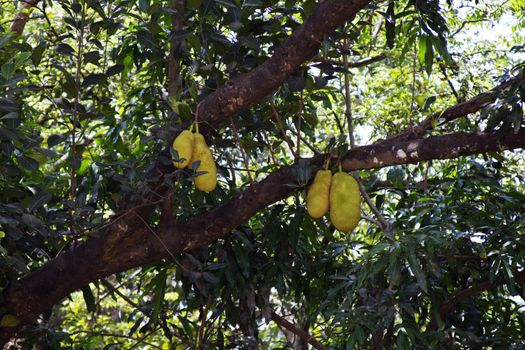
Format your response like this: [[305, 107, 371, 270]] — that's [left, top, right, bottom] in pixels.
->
[[0, 314, 20, 328], [306, 170, 332, 218], [191, 132, 217, 192], [172, 130, 195, 169], [330, 172, 361, 232]]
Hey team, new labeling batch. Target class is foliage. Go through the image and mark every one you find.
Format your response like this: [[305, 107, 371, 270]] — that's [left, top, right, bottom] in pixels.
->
[[0, 0, 524, 348]]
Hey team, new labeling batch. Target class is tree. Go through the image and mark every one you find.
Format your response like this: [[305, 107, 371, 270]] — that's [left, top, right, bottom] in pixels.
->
[[0, 0, 524, 348]]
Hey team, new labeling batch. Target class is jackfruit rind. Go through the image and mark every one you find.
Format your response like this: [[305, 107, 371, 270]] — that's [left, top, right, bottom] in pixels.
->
[[191, 133, 217, 192], [329, 172, 361, 232], [0, 314, 20, 328], [306, 170, 332, 218], [172, 130, 195, 169]]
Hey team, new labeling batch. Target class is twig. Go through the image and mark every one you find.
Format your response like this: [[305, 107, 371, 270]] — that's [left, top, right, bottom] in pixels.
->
[[342, 41, 355, 148], [288, 128, 320, 155], [68, 0, 86, 244], [230, 116, 254, 185], [410, 35, 417, 124], [270, 101, 296, 157], [68, 330, 163, 349], [439, 64, 460, 103], [357, 178, 392, 238], [429, 270, 525, 329], [311, 53, 386, 69], [100, 279, 150, 316], [225, 152, 237, 184], [296, 92, 303, 159], [133, 211, 177, 260], [101, 279, 196, 348], [271, 311, 327, 350]]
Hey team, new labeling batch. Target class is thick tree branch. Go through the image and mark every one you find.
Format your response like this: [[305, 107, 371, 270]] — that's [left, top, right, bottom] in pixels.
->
[[196, 0, 373, 133], [2, 127, 524, 344]]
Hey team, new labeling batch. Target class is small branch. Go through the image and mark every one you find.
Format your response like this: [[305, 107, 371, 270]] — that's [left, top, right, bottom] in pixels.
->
[[68, 330, 163, 349], [357, 179, 392, 237], [288, 127, 320, 155], [311, 53, 386, 68], [167, 0, 186, 97], [450, 18, 490, 37], [230, 117, 254, 185], [271, 311, 327, 350], [100, 279, 149, 316], [439, 64, 460, 103], [342, 42, 355, 148], [296, 92, 303, 159], [429, 270, 525, 329], [270, 101, 296, 158], [385, 74, 525, 143]]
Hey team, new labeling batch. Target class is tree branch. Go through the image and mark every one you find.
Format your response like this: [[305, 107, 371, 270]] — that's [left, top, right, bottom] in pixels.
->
[[2, 126, 524, 344], [311, 53, 386, 68], [385, 74, 525, 143], [195, 0, 373, 133], [9, 0, 40, 35], [271, 311, 327, 350], [429, 269, 525, 329]]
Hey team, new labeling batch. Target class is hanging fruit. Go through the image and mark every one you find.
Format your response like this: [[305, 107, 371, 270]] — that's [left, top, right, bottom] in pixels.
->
[[329, 171, 361, 233]]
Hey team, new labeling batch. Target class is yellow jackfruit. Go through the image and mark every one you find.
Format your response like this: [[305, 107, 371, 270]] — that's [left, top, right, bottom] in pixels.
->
[[191, 132, 217, 192], [329, 172, 361, 233], [0, 314, 20, 328], [172, 130, 195, 169], [306, 170, 332, 218]]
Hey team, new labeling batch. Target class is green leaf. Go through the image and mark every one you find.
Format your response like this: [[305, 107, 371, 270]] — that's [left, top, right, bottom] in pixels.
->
[[408, 252, 428, 293], [21, 213, 41, 228], [397, 331, 411, 350], [385, 1, 396, 49], [151, 269, 167, 321], [81, 285, 96, 313], [55, 43, 76, 56], [17, 155, 39, 171], [29, 192, 52, 212]]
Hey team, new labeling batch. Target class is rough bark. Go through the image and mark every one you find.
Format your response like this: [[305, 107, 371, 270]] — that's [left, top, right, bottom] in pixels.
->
[[195, 0, 373, 133], [1, 127, 524, 344], [9, 0, 40, 35], [0, 0, 375, 343], [1, 0, 523, 345]]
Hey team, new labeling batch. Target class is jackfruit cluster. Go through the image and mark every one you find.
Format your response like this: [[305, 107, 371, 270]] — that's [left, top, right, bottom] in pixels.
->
[[172, 128, 217, 192], [306, 169, 361, 233]]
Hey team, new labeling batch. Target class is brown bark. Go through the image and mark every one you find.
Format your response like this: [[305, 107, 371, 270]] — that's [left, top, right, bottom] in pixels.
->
[[0, 0, 375, 344], [195, 0, 373, 134], [1, 127, 525, 344], [271, 311, 326, 350], [385, 74, 525, 143], [9, 0, 40, 35], [0, 0, 523, 345]]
